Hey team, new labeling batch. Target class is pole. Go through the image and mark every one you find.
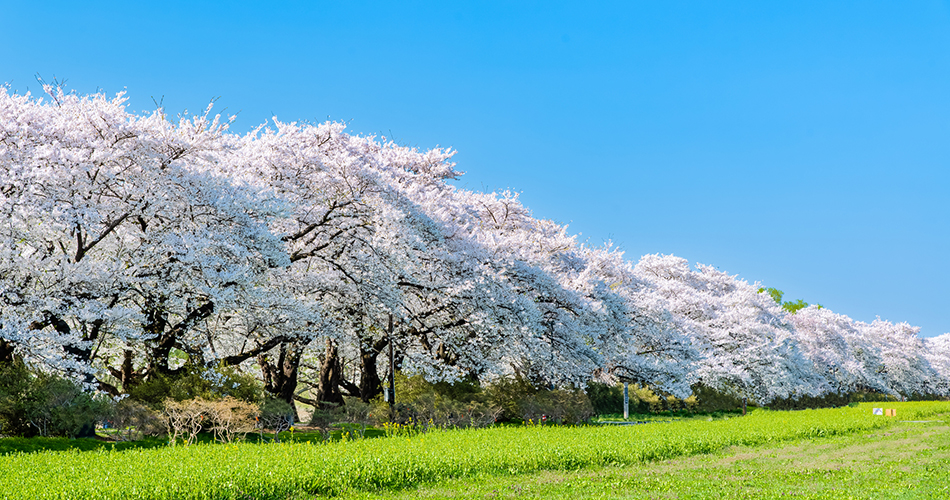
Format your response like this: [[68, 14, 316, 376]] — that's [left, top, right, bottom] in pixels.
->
[[623, 382, 629, 420], [387, 313, 395, 422]]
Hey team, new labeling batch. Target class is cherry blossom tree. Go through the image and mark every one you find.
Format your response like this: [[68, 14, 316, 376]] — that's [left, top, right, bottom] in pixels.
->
[[0, 86, 288, 393], [923, 333, 950, 397], [4, 85, 947, 410], [854, 318, 941, 398], [787, 305, 889, 395], [633, 254, 826, 403]]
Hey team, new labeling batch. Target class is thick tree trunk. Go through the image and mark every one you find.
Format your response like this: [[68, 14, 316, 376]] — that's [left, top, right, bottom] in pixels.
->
[[258, 341, 304, 420], [358, 349, 382, 402], [358, 336, 390, 402], [143, 306, 172, 375], [143, 300, 213, 378], [316, 339, 345, 408]]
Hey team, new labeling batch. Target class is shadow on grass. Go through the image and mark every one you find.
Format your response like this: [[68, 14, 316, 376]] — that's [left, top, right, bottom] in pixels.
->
[[0, 425, 390, 455]]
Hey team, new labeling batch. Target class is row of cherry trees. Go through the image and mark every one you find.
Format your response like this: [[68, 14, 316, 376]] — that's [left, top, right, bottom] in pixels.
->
[[1, 87, 947, 415]]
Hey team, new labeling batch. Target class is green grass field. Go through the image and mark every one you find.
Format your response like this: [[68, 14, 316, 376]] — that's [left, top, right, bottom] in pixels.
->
[[358, 418, 950, 499], [1, 402, 947, 499]]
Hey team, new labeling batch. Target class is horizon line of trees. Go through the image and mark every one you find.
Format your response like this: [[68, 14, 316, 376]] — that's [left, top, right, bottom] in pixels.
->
[[1, 85, 947, 424]]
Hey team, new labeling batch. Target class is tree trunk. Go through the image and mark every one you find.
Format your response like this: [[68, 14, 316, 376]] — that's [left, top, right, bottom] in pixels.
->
[[143, 300, 213, 378], [358, 336, 389, 402], [258, 341, 304, 421], [119, 349, 144, 390], [316, 339, 345, 408]]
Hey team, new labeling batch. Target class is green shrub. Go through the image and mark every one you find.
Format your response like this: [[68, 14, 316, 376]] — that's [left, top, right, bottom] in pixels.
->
[[19, 372, 112, 438], [690, 384, 745, 413], [847, 390, 900, 403], [0, 360, 33, 436], [483, 374, 537, 422], [109, 399, 164, 441], [261, 398, 295, 441], [485, 375, 592, 424], [586, 382, 623, 415], [767, 391, 851, 411], [129, 364, 264, 408], [371, 373, 501, 430], [1, 362, 116, 438]]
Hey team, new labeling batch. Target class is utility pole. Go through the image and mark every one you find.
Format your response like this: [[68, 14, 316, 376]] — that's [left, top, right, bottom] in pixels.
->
[[623, 382, 629, 419], [387, 313, 395, 422]]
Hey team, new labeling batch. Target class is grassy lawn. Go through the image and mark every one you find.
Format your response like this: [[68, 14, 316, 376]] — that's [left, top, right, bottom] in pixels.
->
[[0, 403, 947, 499], [355, 419, 950, 499]]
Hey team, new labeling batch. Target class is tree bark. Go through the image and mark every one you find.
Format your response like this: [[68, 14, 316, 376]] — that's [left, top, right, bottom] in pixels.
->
[[315, 339, 345, 408], [358, 336, 390, 402], [257, 341, 304, 420]]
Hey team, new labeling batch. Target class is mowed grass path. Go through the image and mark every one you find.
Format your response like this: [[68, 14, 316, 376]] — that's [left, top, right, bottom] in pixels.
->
[[1, 402, 947, 499], [358, 419, 950, 499]]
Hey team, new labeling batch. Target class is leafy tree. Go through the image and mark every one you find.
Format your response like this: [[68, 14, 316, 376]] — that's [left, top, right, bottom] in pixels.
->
[[758, 287, 821, 314]]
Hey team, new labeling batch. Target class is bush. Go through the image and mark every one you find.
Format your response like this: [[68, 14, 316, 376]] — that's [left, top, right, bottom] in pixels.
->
[[340, 396, 374, 437], [0, 360, 33, 436], [0, 369, 113, 438], [109, 399, 164, 441], [690, 384, 745, 413], [162, 398, 208, 446], [129, 364, 264, 409], [767, 392, 851, 411], [204, 397, 258, 443], [848, 390, 900, 403], [587, 382, 624, 416], [308, 403, 344, 441], [163, 397, 259, 445], [398, 391, 501, 430], [367, 373, 501, 430], [261, 398, 295, 442], [516, 389, 594, 424], [485, 375, 592, 424]]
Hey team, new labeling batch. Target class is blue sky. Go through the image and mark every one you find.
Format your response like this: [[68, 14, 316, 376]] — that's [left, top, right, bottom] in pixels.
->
[[3, 1, 949, 337]]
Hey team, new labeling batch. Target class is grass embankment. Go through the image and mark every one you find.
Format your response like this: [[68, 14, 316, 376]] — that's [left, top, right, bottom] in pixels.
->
[[365, 418, 950, 499], [0, 402, 947, 499]]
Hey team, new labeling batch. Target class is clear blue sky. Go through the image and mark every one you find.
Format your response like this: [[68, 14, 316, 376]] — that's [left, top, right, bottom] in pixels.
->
[[3, 1, 949, 337]]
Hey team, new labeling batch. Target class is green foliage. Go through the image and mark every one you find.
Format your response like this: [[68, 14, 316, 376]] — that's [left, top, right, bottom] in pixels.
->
[[846, 390, 901, 403], [128, 364, 264, 408], [482, 375, 536, 421], [0, 365, 112, 438], [0, 360, 33, 436], [586, 382, 624, 415], [691, 384, 745, 413], [372, 373, 501, 429], [782, 298, 809, 314], [759, 287, 784, 304], [766, 391, 851, 410], [109, 399, 164, 441], [484, 375, 592, 424], [758, 286, 815, 314], [0, 402, 946, 498], [307, 403, 343, 441], [259, 398, 295, 423], [23, 374, 113, 438], [259, 398, 295, 441], [590, 382, 714, 417]]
